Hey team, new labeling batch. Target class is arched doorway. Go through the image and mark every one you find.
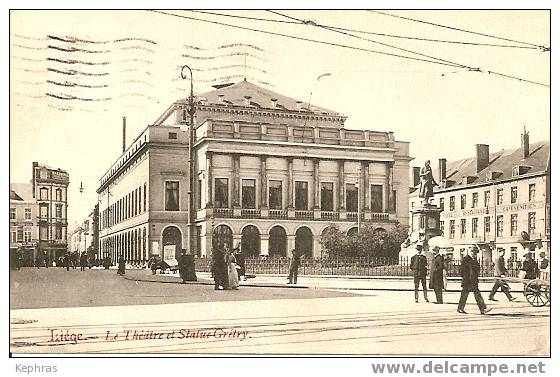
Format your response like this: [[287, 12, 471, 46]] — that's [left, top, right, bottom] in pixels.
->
[[295, 227, 313, 258], [347, 227, 359, 237], [241, 225, 260, 257], [162, 226, 182, 259], [213, 224, 233, 252], [269, 226, 287, 258]]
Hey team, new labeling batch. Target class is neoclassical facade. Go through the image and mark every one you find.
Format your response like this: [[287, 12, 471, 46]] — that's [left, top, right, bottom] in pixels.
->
[[98, 80, 410, 261]]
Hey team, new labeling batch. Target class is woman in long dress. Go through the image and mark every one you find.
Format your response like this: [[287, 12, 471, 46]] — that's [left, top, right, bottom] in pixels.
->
[[225, 250, 239, 290]]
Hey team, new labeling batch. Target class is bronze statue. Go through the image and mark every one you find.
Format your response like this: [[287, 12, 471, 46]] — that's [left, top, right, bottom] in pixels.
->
[[419, 160, 438, 203]]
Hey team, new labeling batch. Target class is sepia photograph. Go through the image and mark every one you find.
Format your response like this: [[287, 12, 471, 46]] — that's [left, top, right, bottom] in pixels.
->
[[8, 8, 550, 359]]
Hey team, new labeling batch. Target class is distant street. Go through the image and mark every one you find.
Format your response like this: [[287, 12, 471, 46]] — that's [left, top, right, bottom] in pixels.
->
[[10, 268, 549, 355]]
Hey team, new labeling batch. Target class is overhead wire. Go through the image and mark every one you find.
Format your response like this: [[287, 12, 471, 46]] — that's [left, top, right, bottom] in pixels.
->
[[149, 10, 549, 87], [148, 10, 462, 69], [192, 10, 540, 49], [370, 10, 549, 51], [267, 10, 468, 68], [268, 10, 550, 88]]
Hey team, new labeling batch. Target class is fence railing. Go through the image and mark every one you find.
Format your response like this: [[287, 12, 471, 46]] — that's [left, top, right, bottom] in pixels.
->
[[194, 256, 522, 277]]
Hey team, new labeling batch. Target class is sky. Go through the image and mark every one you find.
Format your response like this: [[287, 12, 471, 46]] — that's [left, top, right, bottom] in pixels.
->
[[9, 10, 550, 228]]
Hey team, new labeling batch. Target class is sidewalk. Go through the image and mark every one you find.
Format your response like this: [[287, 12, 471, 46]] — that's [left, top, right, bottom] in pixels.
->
[[124, 269, 526, 294]]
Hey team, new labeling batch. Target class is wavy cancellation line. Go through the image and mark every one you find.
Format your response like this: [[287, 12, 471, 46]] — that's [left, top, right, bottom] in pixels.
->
[[180, 52, 270, 62], [46, 35, 157, 45], [46, 80, 110, 89], [183, 43, 267, 52], [47, 57, 111, 65], [173, 64, 269, 75], [47, 67, 109, 76], [46, 92, 112, 101]]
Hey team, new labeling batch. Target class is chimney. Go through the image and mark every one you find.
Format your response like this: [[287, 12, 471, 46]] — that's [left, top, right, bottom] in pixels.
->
[[296, 101, 302, 111], [412, 167, 421, 187], [122, 116, 127, 153], [476, 144, 489, 173], [270, 98, 278, 108], [217, 94, 224, 103], [244, 95, 252, 106], [521, 127, 530, 159], [438, 158, 447, 183]]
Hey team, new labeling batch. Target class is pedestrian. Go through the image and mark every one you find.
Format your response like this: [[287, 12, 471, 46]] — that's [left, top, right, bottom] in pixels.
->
[[429, 246, 445, 304], [287, 249, 301, 284], [225, 247, 239, 290], [410, 244, 429, 303], [457, 246, 492, 315], [64, 251, 71, 271], [539, 251, 549, 270], [233, 242, 246, 281], [178, 249, 197, 283], [148, 254, 159, 275], [80, 252, 88, 271], [521, 251, 538, 279], [211, 247, 227, 290], [117, 254, 126, 275], [488, 249, 516, 302]]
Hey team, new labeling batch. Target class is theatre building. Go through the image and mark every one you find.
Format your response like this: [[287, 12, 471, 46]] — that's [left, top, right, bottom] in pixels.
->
[[410, 130, 550, 262], [97, 80, 410, 262]]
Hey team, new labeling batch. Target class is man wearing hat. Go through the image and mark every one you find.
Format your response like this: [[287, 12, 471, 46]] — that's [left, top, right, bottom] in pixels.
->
[[521, 251, 538, 280], [539, 251, 549, 270], [489, 248, 516, 302], [429, 246, 445, 304], [457, 245, 491, 315], [410, 244, 429, 303]]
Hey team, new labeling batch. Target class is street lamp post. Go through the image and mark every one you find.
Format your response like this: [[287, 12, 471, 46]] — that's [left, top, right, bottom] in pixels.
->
[[181, 65, 196, 256]]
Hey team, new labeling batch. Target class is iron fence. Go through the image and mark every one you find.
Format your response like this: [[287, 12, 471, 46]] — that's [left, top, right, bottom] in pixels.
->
[[194, 256, 523, 278]]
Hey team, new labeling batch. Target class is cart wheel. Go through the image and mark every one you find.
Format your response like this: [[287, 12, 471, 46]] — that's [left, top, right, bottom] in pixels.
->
[[524, 279, 549, 307]]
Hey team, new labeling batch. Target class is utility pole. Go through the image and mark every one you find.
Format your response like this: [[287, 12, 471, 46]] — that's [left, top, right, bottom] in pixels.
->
[[181, 65, 195, 256]]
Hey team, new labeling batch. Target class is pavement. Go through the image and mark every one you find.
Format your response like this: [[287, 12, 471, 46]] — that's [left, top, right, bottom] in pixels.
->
[[124, 269, 528, 294], [10, 268, 548, 355]]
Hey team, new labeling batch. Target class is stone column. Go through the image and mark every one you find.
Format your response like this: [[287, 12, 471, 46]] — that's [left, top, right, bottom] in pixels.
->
[[206, 151, 213, 208], [338, 160, 345, 210], [385, 162, 394, 212], [313, 159, 320, 209], [260, 234, 270, 256], [260, 156, 267, 209], [232, 154, 240, 208], [363, 162, 370, 210], [233, 234, 242, 249], [287, 235, 296, 253], [287, 157, 294, 209]]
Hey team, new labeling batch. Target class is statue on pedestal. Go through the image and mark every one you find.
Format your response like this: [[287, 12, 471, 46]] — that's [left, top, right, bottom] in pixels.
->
[[419, 160, 438, 205]]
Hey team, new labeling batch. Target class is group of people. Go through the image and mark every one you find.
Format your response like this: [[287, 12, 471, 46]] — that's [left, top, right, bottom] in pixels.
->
[[411, 242, 549, 314], [211, 243, 245, 290]]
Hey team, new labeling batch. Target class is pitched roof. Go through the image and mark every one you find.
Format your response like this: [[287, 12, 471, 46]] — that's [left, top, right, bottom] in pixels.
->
[[9, 183, 34, 201], [195, 79, 343, 116], [435, 140, 549, 191], [10, 190, 23, 201]]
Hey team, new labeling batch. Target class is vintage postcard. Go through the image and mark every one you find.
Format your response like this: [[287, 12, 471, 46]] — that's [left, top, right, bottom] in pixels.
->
[[9, 9, 550, 360]]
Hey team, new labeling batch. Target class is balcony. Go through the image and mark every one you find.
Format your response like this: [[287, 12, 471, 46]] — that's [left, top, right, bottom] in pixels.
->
[[210, 207, 393, 223], [321, 211, 339, 221], [241, 208, 260, 218], [295, 210, 314, 220], [269, 209, 288, 219]]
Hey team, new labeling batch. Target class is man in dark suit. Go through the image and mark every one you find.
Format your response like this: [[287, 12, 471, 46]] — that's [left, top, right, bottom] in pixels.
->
[[522, 251, 539, 279], [211, 248, 227, 290], [489, 248, 516, 302], [539, 251, 549, 270], [287, 249, 301, 284], [429, 246, 445, 304], [457, 246, 492, 315], [410, 244, 429, 303]]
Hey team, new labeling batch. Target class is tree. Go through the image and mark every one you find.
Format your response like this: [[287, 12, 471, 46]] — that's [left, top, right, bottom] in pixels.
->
[[320, 223, 409, 259]]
